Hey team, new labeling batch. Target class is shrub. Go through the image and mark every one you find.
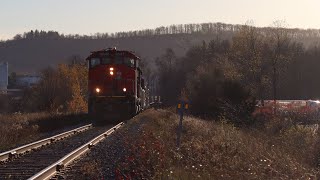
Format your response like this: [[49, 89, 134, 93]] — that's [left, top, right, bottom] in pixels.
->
[[219, 80, 256, 126], [186, 63, 256, 126]]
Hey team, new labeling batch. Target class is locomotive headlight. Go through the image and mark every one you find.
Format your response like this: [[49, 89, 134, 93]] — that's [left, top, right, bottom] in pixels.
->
[[95, 88, 101, 93], [123, 88, 127, 92], [109, 67, 114, 76]]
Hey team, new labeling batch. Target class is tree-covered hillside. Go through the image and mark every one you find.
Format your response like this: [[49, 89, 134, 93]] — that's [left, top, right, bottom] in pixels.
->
[[1, 22, 320, 73]]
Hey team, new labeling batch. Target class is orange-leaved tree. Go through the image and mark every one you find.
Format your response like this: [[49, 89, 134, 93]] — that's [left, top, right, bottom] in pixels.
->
[[58, 63, 88, 113]]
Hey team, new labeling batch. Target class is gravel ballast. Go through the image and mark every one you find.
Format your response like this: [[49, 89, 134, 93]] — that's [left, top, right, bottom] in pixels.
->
[[61, 114, 149, 179]]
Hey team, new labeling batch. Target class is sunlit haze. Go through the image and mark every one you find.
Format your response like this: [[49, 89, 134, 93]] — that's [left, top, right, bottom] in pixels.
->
[[0, 0, 319, 40]]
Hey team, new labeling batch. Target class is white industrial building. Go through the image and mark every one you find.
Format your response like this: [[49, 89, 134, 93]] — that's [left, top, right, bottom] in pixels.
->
[[16, 75, 41, 87], [0, 62, 8, 91]]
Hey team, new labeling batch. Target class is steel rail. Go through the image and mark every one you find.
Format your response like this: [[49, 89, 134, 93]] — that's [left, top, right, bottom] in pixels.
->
[[0, 124, 92, 162], [28, 122, 124, 180]]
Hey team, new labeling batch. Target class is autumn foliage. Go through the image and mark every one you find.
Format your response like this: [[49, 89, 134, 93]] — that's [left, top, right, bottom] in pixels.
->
[[22, 63, 88, 113], [59, 64, 87, 113]]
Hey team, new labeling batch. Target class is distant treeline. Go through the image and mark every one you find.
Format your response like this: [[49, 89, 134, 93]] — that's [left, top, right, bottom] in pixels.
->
[[154, 23, 320, 123], [8, 22, 320, 47]]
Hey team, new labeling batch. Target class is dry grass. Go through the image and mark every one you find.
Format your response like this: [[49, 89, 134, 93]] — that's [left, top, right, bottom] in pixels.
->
[[118, 108, 320, 179], [80, 161, 101, 179], [0, 113, 89, 151]]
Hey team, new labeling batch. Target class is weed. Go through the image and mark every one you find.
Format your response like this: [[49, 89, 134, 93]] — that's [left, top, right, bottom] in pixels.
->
[[115, 109, 319, 179]]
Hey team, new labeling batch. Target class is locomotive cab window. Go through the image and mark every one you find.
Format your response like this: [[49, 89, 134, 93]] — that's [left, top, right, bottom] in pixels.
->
[[114, 55, 135, 68], [90, 58, 100, 68], [101, 57, 112, 65], [114, 56, 123, 65], [124, 58, 135, 68]]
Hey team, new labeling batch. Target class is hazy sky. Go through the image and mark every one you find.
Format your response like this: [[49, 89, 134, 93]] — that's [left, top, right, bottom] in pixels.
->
[[0, 0, 319, 40]]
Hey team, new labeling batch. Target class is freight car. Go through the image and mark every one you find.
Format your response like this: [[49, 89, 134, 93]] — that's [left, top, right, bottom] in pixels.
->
[[86, 48, 148, 122]]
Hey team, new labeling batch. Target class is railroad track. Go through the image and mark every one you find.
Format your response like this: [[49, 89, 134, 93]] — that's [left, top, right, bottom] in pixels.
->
[[0, 122, 124, 179], [0, 124, 92, 162]]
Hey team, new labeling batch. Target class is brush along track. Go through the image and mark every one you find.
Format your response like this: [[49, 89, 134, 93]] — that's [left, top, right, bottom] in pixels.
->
[[0, 123, 122, 180]]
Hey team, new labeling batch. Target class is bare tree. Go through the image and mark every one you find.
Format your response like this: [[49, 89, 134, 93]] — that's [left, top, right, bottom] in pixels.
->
[[267, 21, 293, 113], [231, 23, 268, 100]]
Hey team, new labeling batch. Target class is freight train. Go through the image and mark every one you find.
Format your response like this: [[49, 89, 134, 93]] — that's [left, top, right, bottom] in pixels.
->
[[86, 48, 148, 122]]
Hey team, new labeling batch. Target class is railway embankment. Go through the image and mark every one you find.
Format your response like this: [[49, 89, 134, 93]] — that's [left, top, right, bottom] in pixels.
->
[[0, 113, 89, 152], [63, 108, 320, 179]]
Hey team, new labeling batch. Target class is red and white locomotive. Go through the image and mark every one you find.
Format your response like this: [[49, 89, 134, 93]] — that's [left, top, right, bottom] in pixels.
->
[[86, 48, 147, 121]]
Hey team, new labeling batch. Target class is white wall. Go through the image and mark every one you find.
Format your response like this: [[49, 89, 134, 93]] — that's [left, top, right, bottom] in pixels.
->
[[16, 76, 40, 87]]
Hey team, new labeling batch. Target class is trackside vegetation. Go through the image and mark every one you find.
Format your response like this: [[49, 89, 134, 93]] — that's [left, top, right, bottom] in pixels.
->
[[0, 113, 89, 151], [0, 63, 89, 151], [76, 109, 319, 179]]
